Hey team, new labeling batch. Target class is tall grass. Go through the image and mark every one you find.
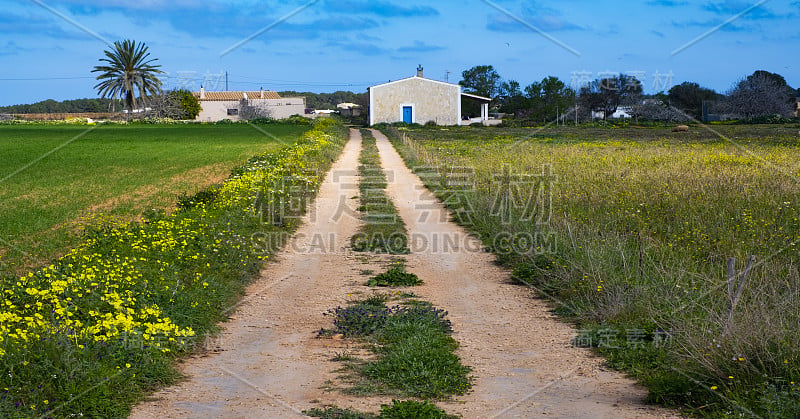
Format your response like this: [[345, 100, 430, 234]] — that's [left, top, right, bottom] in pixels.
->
[[384, 124, 800, 416]]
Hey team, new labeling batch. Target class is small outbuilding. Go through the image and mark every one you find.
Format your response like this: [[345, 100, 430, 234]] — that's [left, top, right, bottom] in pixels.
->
[[368, 66, 491, 126]]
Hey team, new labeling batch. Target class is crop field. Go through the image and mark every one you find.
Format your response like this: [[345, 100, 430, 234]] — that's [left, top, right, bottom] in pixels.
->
[[0, 123, 309, 278], [385, 124, 800, 416]]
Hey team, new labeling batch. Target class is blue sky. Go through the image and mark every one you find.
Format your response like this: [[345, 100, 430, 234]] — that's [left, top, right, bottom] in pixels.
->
[[1, 0, 798, 106]]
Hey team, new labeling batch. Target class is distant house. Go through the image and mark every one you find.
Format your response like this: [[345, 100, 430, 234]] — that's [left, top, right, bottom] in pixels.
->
[[795, 97, 800, 118], [368, 66, 492, 126], [193, 88, 305, 122], [591, 106, 634, 120], [337, 102, 362, 117]]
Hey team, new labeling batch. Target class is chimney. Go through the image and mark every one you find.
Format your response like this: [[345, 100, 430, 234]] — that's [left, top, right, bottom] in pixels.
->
[[200, 85, 205, 99], [416, 64, 423, 78], [260, 87, 264, 99]]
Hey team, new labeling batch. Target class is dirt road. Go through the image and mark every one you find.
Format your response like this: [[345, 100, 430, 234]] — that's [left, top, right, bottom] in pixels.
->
[[130, 129, 679, 418]]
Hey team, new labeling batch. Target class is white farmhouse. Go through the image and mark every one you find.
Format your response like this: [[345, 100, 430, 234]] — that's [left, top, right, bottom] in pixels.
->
[[368, 66, 492, 126], [193, 88, 305, 122]]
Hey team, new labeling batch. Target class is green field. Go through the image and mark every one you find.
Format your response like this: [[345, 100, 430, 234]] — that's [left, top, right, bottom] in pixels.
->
[[385, 124, 800, 416], [0, 120, 345, 417], [0, 124, 308, 278]]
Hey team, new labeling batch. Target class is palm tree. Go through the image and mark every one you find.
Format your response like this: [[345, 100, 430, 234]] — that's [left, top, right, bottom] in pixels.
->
[[92, 39, 164, 112]]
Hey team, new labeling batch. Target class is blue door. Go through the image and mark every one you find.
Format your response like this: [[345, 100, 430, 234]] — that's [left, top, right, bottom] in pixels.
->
[[402, 106, 412, 124]]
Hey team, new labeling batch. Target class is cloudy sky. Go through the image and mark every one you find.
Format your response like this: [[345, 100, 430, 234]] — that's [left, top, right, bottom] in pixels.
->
[[1, 0, 798, 106]]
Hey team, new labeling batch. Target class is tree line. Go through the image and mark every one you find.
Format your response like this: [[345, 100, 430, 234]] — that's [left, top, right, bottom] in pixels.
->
[[459, 65, 800, 123], [0, 98, 117, 114]]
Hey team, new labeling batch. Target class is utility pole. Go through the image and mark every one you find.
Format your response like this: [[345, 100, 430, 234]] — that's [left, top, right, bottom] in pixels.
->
[[445, 70, 450, 83], [225, 71, 228, 91]]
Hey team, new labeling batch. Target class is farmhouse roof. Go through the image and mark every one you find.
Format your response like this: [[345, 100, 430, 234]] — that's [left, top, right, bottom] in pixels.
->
[[369, 75, 460, 91], [368, 76, 492, 103], [460, 92, 492, 102], [193, 91, 282, 101]]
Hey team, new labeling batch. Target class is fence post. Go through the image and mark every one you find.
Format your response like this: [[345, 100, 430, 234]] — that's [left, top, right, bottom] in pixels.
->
[[724, 255, 755, 336]]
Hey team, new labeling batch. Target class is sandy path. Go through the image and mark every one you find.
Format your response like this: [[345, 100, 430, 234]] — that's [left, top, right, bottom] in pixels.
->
[[370, 129, 679, 418], [130, 128, 680, 418]]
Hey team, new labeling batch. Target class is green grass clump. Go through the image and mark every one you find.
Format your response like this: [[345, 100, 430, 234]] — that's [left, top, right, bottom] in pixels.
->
[[305, 400, 457, 419], [0, 120, 346, 417], [367, 260, 422, 287], [383, 124, 800, 416], [351, 129, 408, 254], [378, 400, 458, 419], [320, 296, 470, 400], [364, 302, 468, 399], [304, 406, 378, 419]]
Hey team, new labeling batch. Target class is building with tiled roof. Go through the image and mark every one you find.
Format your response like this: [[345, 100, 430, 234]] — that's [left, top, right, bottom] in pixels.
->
[[193, 87, 305, 122]]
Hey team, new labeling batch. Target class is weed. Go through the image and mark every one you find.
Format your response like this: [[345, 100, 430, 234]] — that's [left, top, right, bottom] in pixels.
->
[[304, 406, 378, 419], [320, 296, 470, 399], [367, 261, 422, 287], [304, 400, 458, 419], [379, 400, 458, 419]]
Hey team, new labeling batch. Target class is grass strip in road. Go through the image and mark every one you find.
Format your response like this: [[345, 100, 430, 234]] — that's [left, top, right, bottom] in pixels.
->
[[305, 399, 457, 419], [350, 129, 408, 254], [366, 259, 422, 287], [0, 119, 347, 418], [318, 295, 471, 400]]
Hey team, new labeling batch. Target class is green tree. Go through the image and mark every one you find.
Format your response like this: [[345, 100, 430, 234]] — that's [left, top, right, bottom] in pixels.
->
[[459, 65, 501, 99], [524, 76, 575, 122], [498, 80, 526, 114], [170, 90, 201, 119], [92, 39, 164, 112], [668, 82, 720, 119]]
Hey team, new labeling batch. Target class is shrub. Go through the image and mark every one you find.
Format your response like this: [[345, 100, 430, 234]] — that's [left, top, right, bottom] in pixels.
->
[[367, 261, 422, 287], [378, 400, 457, 419]]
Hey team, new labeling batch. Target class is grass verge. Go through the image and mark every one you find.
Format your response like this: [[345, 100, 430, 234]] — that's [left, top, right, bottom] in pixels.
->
[[350, 129, 408, 254], [0, 119, 346, 417], [382, 124, 800, 417]]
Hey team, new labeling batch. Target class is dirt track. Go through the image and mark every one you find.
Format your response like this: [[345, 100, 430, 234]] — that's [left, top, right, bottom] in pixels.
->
[[130, 129, 680, 418]]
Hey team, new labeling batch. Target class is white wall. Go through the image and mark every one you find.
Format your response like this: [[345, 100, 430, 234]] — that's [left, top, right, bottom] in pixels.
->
[[370, 77, 460, 126], [196, 98, 306, 122]]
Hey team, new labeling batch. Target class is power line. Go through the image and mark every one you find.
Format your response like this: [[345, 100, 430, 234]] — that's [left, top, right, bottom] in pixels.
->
[[0, 76, 95, 81], [0, 74, 384, 89]]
